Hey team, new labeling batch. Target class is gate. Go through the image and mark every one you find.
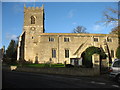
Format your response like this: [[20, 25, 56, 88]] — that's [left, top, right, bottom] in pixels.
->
[[70, 58, 82, 66]]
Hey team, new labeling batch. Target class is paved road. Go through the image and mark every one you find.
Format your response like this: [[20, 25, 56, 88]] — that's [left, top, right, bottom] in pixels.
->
[[2, 70, 120, 88]]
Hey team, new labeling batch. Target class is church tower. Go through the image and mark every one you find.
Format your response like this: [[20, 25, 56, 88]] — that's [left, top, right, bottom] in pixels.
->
[[23, 4, 44, 33], [18, 5, 45, 62]]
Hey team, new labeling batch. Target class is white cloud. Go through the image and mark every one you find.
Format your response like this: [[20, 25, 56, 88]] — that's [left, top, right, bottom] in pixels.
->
[[6, 33, 18, 41], [93, 24, 104, 32], [68, 9, 75, 18], [72, 22, 77, 25]]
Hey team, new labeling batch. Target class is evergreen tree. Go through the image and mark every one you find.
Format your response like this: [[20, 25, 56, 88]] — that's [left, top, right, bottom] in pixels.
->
[[5, 40, 17, 64]]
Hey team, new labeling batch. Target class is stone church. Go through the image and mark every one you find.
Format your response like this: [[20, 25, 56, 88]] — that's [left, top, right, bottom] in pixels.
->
[[17, 5, 118, 65]]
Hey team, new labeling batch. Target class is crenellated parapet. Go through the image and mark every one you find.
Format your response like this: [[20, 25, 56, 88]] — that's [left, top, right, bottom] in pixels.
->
[[24, 4, 44, 12]]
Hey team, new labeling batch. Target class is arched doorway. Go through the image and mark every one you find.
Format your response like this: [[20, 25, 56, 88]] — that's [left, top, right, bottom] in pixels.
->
[[81, 46, 107, 69]]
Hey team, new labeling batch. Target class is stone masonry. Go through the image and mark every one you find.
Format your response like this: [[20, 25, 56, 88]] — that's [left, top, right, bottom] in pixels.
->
[[17, 5, 118, 64]]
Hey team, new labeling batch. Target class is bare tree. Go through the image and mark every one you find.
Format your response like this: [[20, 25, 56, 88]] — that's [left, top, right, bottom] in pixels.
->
[[110, 26, 119, 34], [99, 2, 120, 46], [72, 26, 88, 33], [98, 2, 120, 60], [102, 8, 120, 25], [99, 6, 120, 25]]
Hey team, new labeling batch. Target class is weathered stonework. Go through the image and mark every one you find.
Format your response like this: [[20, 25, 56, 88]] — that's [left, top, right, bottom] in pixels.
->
[[17, 5, 119, 64]]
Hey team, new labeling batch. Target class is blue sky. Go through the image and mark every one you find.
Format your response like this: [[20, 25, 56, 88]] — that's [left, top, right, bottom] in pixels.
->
[[2, 2, 118, 49]]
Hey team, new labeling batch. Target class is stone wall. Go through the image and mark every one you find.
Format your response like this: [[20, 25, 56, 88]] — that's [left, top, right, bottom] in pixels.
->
[[15, 67, 100, 76], [25, 33, 118, 64]]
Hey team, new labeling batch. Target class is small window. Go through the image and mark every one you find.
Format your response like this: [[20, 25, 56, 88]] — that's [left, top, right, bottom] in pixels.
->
[[94, 38, 98, 42], [52, 49, 56, 58], [49, 37, 54, 42], [107, 38, 112, 42], [65, 49, 69, 58], [64, 37, 69, 42], [31, 16, 35, 24]]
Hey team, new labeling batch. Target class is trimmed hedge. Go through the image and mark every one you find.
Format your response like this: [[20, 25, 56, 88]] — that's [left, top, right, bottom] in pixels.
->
[[22, 64, 65, 68]]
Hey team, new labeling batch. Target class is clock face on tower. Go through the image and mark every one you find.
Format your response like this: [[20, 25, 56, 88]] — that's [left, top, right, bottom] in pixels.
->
[[31, 27, 35, 30], [30, 27, 36, 34]]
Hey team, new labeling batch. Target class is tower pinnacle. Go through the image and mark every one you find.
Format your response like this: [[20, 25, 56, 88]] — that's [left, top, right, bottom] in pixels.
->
[[24, 3, 26, 8], [42, 4, 44, 9]]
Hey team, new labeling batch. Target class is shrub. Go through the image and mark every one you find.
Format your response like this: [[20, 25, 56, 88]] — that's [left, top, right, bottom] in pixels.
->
[[18, 59, 33, 66], [65, 64, 74, 68], [116, 46, 120, 59]]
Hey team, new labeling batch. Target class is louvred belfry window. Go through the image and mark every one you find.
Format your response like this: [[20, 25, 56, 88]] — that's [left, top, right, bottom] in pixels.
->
[[31, 16, 35, 24]]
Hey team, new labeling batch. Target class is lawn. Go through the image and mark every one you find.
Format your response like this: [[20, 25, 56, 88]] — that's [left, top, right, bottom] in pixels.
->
[[24, 63, 65, 68]]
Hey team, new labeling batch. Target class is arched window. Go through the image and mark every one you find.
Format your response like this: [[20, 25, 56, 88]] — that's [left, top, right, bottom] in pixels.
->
[[31, 16, 35, 24]]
